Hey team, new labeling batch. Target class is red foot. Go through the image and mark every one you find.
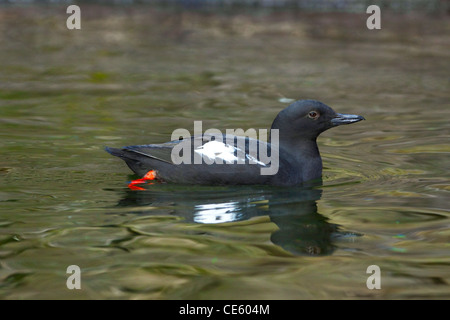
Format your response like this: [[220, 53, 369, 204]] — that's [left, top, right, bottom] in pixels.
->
[[142, 170, 156, 180], [128, 184, 146, 191], [128, 170, 156, 190]]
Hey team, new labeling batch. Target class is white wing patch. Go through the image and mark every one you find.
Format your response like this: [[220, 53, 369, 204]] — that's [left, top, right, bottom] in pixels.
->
[[194, 141, 266, 166], [195, 141, 237, 164]]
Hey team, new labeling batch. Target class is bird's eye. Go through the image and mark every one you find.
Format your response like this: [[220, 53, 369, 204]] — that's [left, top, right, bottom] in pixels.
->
[[308, 111, 319, 119]]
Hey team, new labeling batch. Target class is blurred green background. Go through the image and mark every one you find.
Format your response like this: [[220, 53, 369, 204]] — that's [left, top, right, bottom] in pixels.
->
[[0, 1, 449, 299]]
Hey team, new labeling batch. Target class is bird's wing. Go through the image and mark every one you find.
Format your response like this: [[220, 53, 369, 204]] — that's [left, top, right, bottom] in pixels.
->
[[122, 134, 271, 167]]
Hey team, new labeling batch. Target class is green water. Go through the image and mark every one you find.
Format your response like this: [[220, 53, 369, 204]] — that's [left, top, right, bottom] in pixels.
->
[[0, 6, 449, 299]]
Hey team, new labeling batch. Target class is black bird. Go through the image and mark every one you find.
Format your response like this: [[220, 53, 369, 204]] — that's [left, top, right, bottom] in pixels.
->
[[106, 100, 364, 186]]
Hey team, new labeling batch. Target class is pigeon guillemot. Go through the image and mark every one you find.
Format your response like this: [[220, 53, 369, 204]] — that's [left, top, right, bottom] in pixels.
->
[[106, 99, 364, 187]]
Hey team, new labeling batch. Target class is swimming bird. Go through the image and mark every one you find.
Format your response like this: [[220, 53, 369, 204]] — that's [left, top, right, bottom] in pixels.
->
[[106, 99, 364, 187]]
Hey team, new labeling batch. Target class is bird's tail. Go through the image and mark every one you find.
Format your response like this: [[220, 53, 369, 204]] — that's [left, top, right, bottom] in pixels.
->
[[105, 146, 151, 177], [105, 146, 126, 158]]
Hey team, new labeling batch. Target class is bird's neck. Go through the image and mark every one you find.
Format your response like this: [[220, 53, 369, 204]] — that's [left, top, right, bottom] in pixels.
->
[[270, 131, 321, 159], [289, 138, 320, 160], [294, 139, 322, 182], [270, 119, 320, 159], [270, 121, 322, 180], [273, 135, 322, 182]]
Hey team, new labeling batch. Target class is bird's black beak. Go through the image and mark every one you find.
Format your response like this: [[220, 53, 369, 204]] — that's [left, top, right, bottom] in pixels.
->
[[331, 113, 365, 126]]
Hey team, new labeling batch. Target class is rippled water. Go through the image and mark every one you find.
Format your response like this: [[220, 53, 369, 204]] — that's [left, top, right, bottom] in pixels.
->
[[0, 6, 449, 299]]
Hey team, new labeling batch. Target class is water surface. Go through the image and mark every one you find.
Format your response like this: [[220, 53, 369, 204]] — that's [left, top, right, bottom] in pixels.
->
[[0, 6, 449, 299]]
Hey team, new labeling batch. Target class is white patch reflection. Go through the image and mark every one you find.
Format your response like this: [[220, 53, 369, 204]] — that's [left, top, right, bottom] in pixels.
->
[[194, 201, 241, 224]]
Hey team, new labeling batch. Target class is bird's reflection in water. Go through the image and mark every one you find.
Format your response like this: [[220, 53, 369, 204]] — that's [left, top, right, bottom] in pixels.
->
[[193, 201, 243, 224], [116, 181, 339, 256]]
